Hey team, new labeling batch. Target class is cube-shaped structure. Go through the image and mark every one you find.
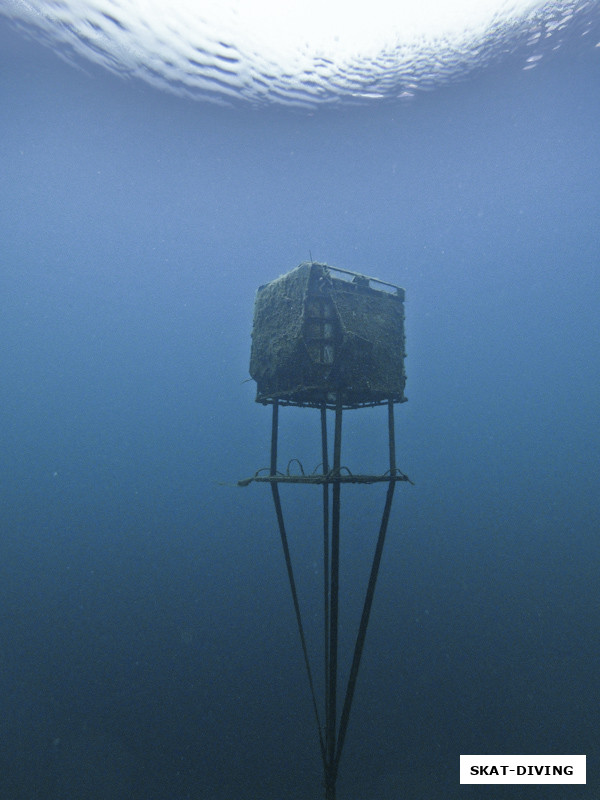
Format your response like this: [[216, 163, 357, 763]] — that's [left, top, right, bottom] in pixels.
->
[[249, 262, 406, 409]]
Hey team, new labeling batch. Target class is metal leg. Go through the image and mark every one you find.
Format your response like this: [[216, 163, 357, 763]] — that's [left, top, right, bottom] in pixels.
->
[[270, 399, 279, 477], [321, 404, 330, 766], [334, 400, 397, 772], [269, 401, 325, 765], [325, 395, 343, 798]]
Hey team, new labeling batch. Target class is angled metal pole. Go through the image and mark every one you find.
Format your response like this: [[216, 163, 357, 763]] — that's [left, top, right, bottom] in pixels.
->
[[269, 401, 326, 765], [334, 400, 397, 772]]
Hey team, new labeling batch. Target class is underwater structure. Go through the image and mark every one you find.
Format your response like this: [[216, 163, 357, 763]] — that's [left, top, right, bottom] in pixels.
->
[[240, 261, 411, 799]]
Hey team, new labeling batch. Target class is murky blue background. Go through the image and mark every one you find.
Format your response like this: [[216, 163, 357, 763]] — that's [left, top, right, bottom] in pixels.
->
[[1, 15, 599, 799]]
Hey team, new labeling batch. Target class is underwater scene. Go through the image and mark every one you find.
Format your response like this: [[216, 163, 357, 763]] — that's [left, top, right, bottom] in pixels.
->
[[1, 2, 599, 798]]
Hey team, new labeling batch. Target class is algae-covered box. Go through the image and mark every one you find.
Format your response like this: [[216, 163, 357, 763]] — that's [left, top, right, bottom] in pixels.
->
[[249, 262, 406, 409]]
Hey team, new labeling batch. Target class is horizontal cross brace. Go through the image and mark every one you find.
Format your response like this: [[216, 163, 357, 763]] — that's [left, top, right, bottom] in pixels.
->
[[238, 472, 412, 487]]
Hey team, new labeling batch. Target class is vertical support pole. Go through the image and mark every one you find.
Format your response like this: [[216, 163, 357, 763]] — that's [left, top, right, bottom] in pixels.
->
[[325, 394, 343, 800], [388, 397, 396, 474], [270, 399, 279, 476], [320, 403, 330, 766]]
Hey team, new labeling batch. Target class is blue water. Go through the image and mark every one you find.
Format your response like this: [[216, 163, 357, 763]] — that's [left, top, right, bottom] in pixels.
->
[[1, 16, 599, 800]]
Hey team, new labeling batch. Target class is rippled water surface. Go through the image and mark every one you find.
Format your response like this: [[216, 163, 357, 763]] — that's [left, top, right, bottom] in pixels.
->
[[2, 0, 598, 104]]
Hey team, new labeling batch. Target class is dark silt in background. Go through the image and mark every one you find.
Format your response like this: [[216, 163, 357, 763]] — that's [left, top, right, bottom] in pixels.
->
[[0, 14, 599, 800]]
